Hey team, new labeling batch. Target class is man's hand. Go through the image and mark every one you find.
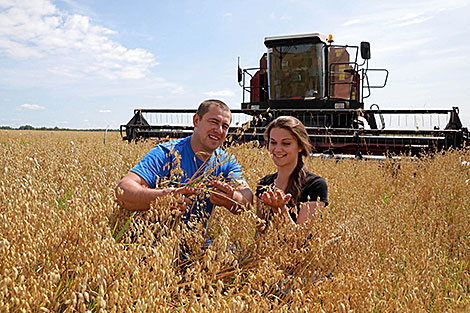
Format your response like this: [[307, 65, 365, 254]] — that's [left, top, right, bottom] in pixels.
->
[[209, 179, 253, 214], [171, 186, 199, 217], [209, 180, 236, 210]]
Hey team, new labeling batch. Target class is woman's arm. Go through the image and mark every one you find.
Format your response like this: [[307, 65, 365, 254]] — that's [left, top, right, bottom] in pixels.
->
[[295, 200, 325, 225], [254, 200, 265, 240]]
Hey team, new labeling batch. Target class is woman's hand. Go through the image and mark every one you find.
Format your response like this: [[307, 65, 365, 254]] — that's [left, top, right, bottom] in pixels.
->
[[260, 189, 292, 215]]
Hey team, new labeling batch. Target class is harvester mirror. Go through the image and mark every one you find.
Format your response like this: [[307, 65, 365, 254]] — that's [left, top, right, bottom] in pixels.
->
[[360, 41, 371, 59], [237, 66, 243, 83]]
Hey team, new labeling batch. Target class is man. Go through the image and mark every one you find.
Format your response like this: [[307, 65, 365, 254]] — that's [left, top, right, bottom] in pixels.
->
[[115, 99, 253, 230]]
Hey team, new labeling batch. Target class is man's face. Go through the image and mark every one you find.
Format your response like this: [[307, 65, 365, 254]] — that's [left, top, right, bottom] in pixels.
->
[[192, 104, 231, 154]]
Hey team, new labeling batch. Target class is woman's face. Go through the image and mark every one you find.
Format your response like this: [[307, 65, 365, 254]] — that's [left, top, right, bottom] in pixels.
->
[[268, 127, 303, 168]]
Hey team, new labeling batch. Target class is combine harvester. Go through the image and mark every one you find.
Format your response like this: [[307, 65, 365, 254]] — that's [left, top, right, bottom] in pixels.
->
[[120, 33, 468, 157]]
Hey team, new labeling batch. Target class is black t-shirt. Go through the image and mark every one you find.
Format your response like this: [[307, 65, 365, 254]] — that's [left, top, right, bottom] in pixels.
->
[[256, 171, 328, 222]]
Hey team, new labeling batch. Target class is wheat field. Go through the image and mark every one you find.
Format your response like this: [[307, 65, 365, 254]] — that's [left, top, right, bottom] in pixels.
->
[[0, 130, 469, 312]]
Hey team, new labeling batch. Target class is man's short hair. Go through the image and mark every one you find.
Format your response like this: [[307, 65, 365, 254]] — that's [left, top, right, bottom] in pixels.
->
[[196, 99, 231, 119]]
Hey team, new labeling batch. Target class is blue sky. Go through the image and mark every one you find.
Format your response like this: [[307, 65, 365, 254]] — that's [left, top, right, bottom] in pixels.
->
[[1, 0, 469, 129]]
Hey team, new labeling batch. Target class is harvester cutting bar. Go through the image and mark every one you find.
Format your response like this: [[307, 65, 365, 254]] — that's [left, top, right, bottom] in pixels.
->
[[308, 133, 457, 155], [237, 126, 466, 136], [228, 127, 466, 155], [120, 108, 251, 142], [121, 108, 460, 130], [121, 108, 468, 156], [257, 108, 463, 131]]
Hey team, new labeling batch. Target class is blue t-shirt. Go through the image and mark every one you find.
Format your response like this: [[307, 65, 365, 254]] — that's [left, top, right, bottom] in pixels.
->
[[131, 136, 244, 228]]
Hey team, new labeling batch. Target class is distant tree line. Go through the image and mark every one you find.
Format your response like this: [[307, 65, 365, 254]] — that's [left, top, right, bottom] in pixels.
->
[[0, 125, 118, 131]]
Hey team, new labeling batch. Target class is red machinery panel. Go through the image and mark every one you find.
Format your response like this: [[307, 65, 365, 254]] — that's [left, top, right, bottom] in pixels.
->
[[329, 47, 353, 101], [250, 53, 268, 102]]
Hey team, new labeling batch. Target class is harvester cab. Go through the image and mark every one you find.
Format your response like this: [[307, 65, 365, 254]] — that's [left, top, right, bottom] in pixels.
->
[[238, 33, 388, 130]]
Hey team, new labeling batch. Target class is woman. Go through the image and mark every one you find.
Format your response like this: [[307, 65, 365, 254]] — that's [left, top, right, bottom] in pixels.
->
[[256, 116, 328, 233]]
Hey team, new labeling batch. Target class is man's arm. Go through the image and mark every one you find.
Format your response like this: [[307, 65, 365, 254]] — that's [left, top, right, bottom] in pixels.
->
[[115, 172, 175, 211]]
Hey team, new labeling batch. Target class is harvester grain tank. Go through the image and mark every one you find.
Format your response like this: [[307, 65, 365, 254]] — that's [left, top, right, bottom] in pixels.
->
[[121, 32, 468, 156]]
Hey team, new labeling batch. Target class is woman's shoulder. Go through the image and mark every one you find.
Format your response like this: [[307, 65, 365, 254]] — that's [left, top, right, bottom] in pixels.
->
[[301, 171, 328, 204], [304, 171, 326, 184], [302, 171, 328, 194], [256, 173, 277, 198], [258, 172, 277, 185]]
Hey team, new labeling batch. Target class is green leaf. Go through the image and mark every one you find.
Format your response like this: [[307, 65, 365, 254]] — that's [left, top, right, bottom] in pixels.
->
[[114, 212, 136, 242]]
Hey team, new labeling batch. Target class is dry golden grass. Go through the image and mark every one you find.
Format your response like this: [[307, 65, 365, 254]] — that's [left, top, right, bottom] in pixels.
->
[[0, 130, 469, 312]]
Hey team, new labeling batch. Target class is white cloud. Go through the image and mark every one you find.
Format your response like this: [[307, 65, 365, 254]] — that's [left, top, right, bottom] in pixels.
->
[[334, 1, 470, 62], [20, 103, 46, 110], [170, 86, 185, 95], [224, 12, 232, 17], [203, 89, 235, 98], [374, 36, 434, 55], [0, 0, 157, 80], [417, 47, 457, 57], [337, 0, 469, 31], [99, 109, 111, 113], [398, 16, 432, 27], [343, 19, 361, 26]]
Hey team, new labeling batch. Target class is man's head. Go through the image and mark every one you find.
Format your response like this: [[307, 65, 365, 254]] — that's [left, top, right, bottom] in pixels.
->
[[196, 99, 231, 119], [191, 100, 232, 158]]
